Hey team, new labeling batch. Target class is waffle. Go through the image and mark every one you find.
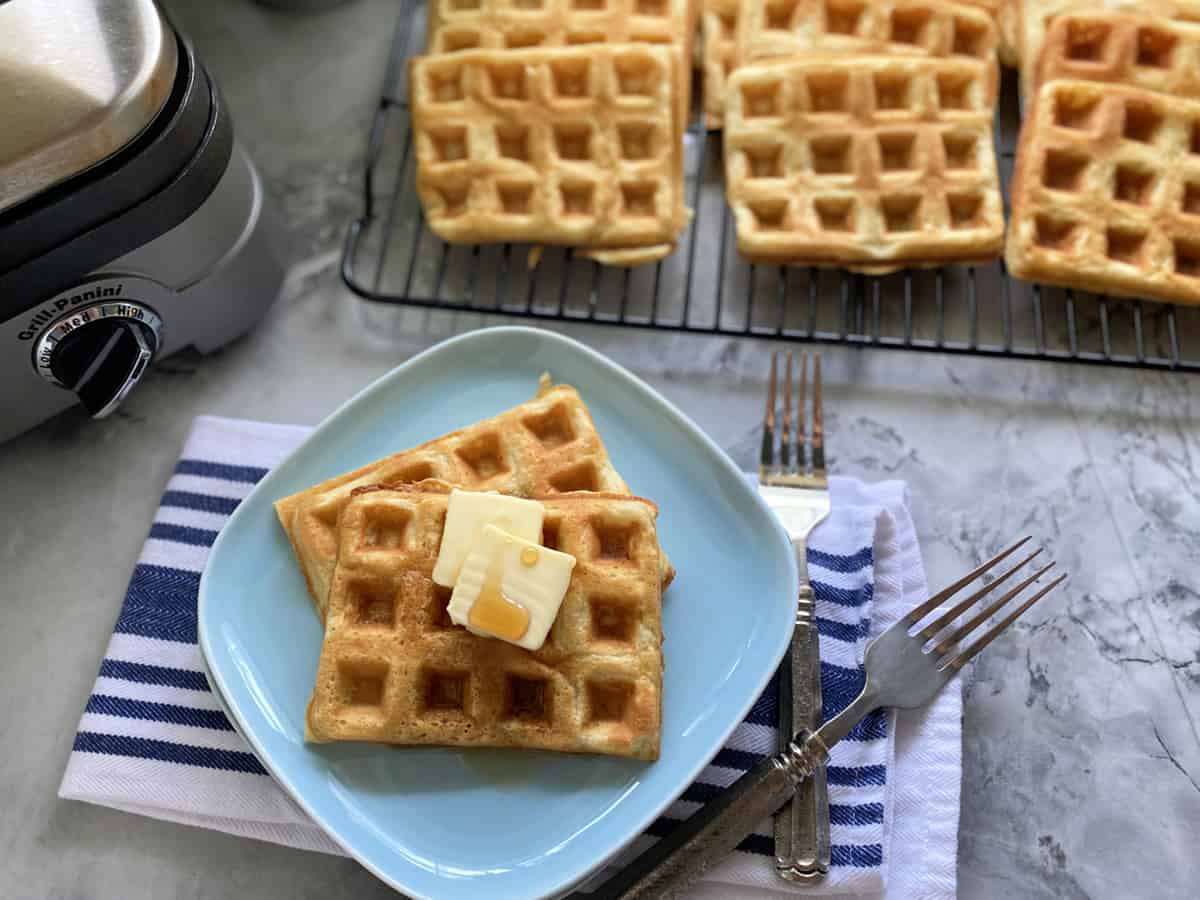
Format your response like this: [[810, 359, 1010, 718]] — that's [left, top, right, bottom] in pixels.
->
[[724, 55, 1003, 271], [410, 45, 688, 257], [1007, 78, 1200, 306], [425, 0, 695, 58], [423, 0, 697, 131], [1036, 12, 1200, 99], [701, 0, 740, 128], [702, 0, 1002, 129], [1014, 0, 1200, 102], [275, 379, 676, 622], [737, 0, 1000, 69], [305, 484, 664, 760]]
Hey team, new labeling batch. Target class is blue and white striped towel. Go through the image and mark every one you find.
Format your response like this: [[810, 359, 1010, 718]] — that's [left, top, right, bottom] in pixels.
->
[[60, 416, 960, 899]]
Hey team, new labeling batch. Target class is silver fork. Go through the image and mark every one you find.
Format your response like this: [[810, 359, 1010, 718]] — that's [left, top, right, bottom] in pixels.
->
[[594, 537, 1067, 900], [759, 350, 833, 881]]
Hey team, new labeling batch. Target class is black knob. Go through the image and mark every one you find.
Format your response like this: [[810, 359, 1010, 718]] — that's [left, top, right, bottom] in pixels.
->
[[48, 318, 156, 417]]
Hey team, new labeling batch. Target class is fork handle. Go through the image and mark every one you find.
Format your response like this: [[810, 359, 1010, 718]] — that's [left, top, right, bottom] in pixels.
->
[[592, 737, 827, 900]]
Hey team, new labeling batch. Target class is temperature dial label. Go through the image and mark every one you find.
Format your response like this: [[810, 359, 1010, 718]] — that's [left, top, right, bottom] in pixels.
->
[[31, 279, 164, 388]]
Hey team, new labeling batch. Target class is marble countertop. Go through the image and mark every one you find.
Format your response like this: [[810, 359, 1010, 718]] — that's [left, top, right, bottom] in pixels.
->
[[2, 1, 1198, 897]]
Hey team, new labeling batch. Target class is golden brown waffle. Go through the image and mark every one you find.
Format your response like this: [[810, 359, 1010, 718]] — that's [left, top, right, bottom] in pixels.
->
[[305, 484, 664, 760], [409, 45, 688, 257], [1007, 78, 1200, 306], [423, 0, 697, 133], [275, 379, 675, 622], [724, 55, 1003, 271], [701, 0, 740, 128], [1036, 12, 1200, 99], [736, 0, 999, 69], [425, 0, 695, 57], [702, 0, 1003, 129], [1014, 0, 1200, 102]]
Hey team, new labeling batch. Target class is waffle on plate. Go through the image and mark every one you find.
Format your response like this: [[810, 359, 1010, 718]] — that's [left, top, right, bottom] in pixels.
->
[[305, 483, 665, 760], [275, 378, 674, 622]]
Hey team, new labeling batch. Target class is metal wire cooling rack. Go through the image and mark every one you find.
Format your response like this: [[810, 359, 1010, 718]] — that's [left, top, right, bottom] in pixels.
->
[[341, 4, 1200, 372]]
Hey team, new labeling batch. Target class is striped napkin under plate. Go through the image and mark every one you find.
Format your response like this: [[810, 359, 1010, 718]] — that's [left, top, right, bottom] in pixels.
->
[[59, 415, 960, 898]]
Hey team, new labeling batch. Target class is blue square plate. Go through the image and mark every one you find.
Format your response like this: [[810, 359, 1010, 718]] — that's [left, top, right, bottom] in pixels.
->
[[198, 326, 797, 899]]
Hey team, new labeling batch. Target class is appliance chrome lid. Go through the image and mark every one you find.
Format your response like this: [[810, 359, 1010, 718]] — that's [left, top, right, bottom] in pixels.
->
[[0, 0, 177, 214]]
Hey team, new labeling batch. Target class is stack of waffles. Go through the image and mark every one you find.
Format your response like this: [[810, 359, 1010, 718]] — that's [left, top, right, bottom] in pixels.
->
[[1006, 9, 1200, 305], [716, 0, 1006, 271], [410, 0, 697, 267], [275, 378, 671, 760]]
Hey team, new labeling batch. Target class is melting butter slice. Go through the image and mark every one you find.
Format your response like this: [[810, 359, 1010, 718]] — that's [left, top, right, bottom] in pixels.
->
[[432, 489, 544, 587], [448, 524, 577, 651]]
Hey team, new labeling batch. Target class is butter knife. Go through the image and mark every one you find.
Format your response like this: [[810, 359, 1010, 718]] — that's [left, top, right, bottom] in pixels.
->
[[758, 351, 832, 881]]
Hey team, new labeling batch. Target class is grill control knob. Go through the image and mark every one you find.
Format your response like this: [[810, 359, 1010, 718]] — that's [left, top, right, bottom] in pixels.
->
[[33, 299, 163, 418]]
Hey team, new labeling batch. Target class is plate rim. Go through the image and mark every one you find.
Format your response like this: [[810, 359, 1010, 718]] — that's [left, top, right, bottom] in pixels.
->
[[198, 325, 797, 898]]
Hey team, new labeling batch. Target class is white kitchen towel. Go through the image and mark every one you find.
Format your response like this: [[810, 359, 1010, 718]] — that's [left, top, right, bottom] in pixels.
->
[[59, 415, 960, 899]]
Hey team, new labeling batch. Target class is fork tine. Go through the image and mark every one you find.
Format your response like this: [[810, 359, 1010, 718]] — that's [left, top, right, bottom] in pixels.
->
[[760, 352, 777, 478], [919, 548, 1044, 638], [781, 353, 793, 471], [812, 353, 825, 473], [942, 574, 1068, 670], [796, 351, 808, 473], [932, 561, 1056, 655], [904, 536, 1032, 626]]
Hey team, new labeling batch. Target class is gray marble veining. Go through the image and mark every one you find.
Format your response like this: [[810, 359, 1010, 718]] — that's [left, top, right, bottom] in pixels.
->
[[1, 1, 1197, 898]]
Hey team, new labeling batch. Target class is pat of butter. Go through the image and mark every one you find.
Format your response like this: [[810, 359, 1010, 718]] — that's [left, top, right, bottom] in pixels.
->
[[448, 524, 576, 651], [432, 489, 544, 587]]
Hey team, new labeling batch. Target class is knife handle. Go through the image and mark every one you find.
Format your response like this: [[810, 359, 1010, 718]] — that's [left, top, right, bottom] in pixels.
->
[[593, 737, 826, 900], [775, 582, 831, 881]]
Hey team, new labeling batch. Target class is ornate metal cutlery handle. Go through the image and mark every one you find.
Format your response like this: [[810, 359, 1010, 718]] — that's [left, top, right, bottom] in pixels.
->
[[593, 736, 828, 900], [776, 580, 831, 880]]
